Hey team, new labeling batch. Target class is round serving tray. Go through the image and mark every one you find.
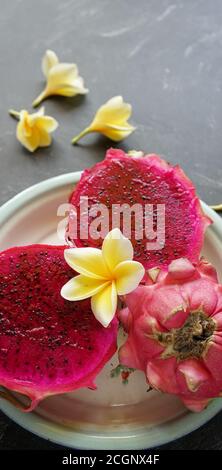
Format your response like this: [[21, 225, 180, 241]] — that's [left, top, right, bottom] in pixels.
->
[[0, 172, 222, 450]]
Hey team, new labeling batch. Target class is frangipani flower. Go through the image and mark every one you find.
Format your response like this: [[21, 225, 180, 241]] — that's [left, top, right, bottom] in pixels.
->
[[71, 96, 136, 144], [9, 107, 58, 152], [61, 228, 145, 327], [32, 49, 88, 107]]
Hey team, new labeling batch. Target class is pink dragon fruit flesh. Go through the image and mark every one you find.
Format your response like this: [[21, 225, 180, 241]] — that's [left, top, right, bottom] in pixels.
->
[[68, 148, 211, 269], [119, 258, 222, 412], [0, 245, 118, 412]]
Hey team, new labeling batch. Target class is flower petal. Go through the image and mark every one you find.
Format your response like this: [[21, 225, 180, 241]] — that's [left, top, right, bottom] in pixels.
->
[[19, 110, 32, 136], [61, 274, 108, 301], [71, 96, 133, 143], [102, 228, 133, 271], [45, 62, 88, 97], [114, 260, 145, 295], [17, 121, 40, 152], [47, 63, 78, 89], [101, 123, 136, 141], [72, 76, 88, 94], [36, 115, 58, 132], [52, 84, 84, 97], [105, 123, 135, 131], [92, 96, 132, 126], [64, 248, 110, 279], [91, 281, 117, 327], [42, 50, 59, 77], [38, 129, 52, 147], [12, 108, 57, 152], [34, 53, 88, 106]]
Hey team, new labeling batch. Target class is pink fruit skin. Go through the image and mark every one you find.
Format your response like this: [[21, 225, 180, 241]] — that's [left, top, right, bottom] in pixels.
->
[[119, 258, 222, 412], [68, 148, 211, 269], [0, 245, 118, 411]]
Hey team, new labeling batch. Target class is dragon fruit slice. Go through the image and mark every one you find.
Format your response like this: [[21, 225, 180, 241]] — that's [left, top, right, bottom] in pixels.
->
[[68, 148, 210, 269], [0, 245, 118, 412], [119, 258, 222, 412]]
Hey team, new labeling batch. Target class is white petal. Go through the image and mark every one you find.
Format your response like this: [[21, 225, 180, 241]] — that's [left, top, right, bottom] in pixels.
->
[[72, 76, 89, 94], [64, 248, 110, 279], [114, 260, 145, 295], [92, 96, 132, 127], [61, 274, 108, 301], [105, 123, 136, 131], [51, 83, 87, 97], [91, 281, 117, 327], [47, 63, 78, 89], [42, 50, 59, 77], [101, 124, 135, 141], [102, 228, 133, 271]]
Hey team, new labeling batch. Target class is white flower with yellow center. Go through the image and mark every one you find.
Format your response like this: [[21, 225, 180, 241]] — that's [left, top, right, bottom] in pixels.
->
[[61, 228, 145, 327], [9, 107, 58, 152], [32, 49, 88, 107], [71, 96, 136, 144]]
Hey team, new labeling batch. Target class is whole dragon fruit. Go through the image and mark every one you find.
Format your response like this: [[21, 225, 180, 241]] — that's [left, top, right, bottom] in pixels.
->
[[0, 245, 118, 411], [119, 258, 222, 412], [68, 148, 210, 269]]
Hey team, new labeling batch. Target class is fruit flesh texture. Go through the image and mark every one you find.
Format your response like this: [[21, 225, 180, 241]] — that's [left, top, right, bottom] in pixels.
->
[[0, 245, 118, 411], [68, 148, 210, 269]]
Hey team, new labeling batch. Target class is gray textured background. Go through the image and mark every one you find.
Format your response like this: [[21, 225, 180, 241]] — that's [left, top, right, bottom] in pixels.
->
[[0, 0, 222, 450]]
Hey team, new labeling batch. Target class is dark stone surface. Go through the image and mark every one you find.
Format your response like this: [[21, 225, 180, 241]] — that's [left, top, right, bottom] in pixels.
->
[[0, 0, 222, 450]]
